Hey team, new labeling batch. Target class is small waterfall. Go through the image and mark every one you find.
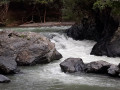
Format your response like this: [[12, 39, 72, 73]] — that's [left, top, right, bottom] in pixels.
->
[[51, 33, 120, 64]]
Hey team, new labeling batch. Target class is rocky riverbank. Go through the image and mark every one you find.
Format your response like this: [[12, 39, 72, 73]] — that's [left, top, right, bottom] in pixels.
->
[[65, 22, 120, 57], [0, 30, 62, 83], [60, 58, 120, 77]]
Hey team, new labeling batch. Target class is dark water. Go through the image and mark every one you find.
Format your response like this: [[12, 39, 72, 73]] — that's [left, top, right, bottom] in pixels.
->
[[0, 26, 120, 90]]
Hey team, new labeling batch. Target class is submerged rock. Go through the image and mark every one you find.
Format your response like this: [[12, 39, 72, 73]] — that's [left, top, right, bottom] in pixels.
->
[[60, 58, 86, 73], [0, 74, 10, 83], [85, 60, 111, 74], [0, 30, 62, 66]]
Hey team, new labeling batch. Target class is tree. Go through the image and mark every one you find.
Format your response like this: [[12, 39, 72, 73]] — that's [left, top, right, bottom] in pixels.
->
[[37, 0, 54, 23], [62, 0, 96, 22], [0, 0, 10, 24], [8, 0, 54, 23], [24, 0, 54, 23], [62, 0, 120, 23]]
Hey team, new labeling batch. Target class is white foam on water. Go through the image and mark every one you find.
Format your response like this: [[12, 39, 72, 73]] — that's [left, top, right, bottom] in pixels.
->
[[52, 33, 120, 64], [0, 27, 120, 90], [19, 33, 120, 88]]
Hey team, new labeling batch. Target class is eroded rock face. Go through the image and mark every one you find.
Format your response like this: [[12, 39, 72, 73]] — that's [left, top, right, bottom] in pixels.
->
[[60, 58, 86, 73], [0, 30, 62, 66], [0, 74, 10, 83]]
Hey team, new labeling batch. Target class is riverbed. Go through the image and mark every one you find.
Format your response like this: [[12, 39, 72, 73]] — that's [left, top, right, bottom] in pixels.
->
[[0, 26, 120, 90]]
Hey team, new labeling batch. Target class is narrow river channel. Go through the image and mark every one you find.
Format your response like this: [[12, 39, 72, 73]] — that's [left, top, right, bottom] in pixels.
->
[[0, 26, 120, 90]]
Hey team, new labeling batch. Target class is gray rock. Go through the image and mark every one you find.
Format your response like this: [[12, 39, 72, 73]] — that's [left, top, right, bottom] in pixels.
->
[[0, 30, 62, 66], [44, 48, 63, 63], [0, 57, 18, 74], [118, 63, 120, 68], [85, 60, 111, 74], [0, 74, 10, 83], [60, 58, 120, 78], [91, 28, 120, 57], [60, 58, 85, 73], [108, 65, 120, 76]]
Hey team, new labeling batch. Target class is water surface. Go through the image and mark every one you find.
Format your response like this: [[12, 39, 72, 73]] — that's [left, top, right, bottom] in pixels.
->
[[0, 26, 120, 90]]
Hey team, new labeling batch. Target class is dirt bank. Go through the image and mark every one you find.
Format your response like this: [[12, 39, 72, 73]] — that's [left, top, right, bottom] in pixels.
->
[[19, 22, 75, 27]]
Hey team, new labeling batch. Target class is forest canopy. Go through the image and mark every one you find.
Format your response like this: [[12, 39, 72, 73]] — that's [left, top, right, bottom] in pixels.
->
[[62, 0, 120, 22], [0, 0, 120, 26]]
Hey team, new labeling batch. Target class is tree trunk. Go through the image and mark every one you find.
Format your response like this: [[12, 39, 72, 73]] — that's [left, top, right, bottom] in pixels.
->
[[30, 5, 36, 23], [0, 2, 9, 24], [36, 7, 42, 23], [44, 5, 46, 23]]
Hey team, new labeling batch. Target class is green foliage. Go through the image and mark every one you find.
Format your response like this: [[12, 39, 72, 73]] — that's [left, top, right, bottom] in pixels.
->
[[111, 1, 120, 16], [34, 0, 53, 4], [62, 0, 120, 22], [93, 0, 120, 16], [0, 0, 10, 5], [93, 0, 112, 10], [62, 0, 76, 21], [10, 0, 53, 5], [0, 0, 120, 23], [62, 0, 95, 22]]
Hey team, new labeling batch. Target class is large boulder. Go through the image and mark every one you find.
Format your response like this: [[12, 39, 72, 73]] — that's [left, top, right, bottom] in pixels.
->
[[60, 58, 86, 73], [91, 27, 120, 57], [0, 74, 10, 83], [90, 28, 120, 57], [65, 19, 101, 41], [85, 60, 111, 74], [60, 58, 120, 78], [90, 21, 119, 57], [65, 10, 119, 58], [0, 57, 18, 74], [0, 30, 62, 66]]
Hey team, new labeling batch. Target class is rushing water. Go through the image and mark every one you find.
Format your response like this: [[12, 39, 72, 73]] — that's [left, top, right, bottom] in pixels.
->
[[0, 26, 120, 90]]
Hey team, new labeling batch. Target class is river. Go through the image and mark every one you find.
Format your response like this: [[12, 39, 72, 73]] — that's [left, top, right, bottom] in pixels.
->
[[0, 26, 120, 90]]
